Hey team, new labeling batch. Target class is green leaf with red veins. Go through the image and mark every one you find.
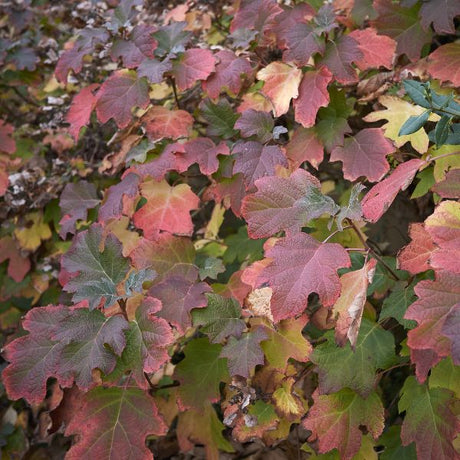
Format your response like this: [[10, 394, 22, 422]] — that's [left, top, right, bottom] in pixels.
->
[[2, 305, 69, 404], [419, 0, 460, 34], [361, 159, 424, 223], [203, 50, 252, 99], [153, 21, 191, 56], [311, 319, 395, 397], [61, 225, 129, 309], [192, 293, 245, 343], [242, 168, 339, 239], [285, 126, 324, 170], [303, 389, 384, 460], [142, 106, 193, 141], [397, 223, 436, 275], [172, 48, 215, 91], [234, 109, 274, 144], [404, 271, 460, 382], [106, 298, 174, 389], [427, 43, 460, 88], [252, 315, 311, 369], [133, 179, 200, 240], [66, 83, 99, 140], [293, 68, 332, 128], [317, 36, 363, 85], [262, 233, 350, 322], [65, 386, 167, 460], [52, 308, 128, 391], [129, 234, 196, 280], [330, 128, 395, 182], [348, 28, 396, 70], [220, 328, 268, 378], [425, 201, 460, 274], [149, 274, 211, 333], [175, 337, 230, 411], [371, 0, 432, 62], [95, 70, 150, 129], [233, 141, 288, 191], [399, 376, 460, 460], [59, 181, 100, 238]]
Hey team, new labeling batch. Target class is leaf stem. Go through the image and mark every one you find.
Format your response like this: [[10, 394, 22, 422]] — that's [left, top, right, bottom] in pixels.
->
[[168, 77, 181, 109], [426, 150, 460, 163], [118, 298, 129, 321], [322, 225, 352, 243], [347, 220, 401, 281]]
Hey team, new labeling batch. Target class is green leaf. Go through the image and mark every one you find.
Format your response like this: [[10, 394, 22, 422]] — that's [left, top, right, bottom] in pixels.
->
[[61, 225, 130, 309], [434, 115, 452, 147], [403, 80, 431, 109], [223, 226, 265, 264], [311, 319, 396, 397], [411, 167, 435, 199], [380, 281, 417, 328], [379, 425, 417, 460], [195, 254, 226, 280], [192, 293, 245, 343], [175, 337, 230, 410], [399, 376, 459, 460], [398, 110, 431, 136], [200, 99, 239, 138], [429, 357, 460, 399]]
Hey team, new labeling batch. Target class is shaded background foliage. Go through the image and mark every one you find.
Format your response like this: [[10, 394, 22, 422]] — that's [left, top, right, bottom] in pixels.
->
[[0, 0, 459, 459]]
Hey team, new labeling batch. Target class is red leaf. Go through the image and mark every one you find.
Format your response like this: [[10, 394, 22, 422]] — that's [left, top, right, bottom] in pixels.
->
[[132, 143, 181, 181], [419, 0, 460, 34], [425, 201, 460, 274], [142, 106, 193, 141], [2, 306, 69, 404], [361, 159, 424, 223], [65, 386, 166, 459], [397, 223, 436, 275], [442, 305, 460, 365], [371, 0, 432, 62], [262, 233, 350, 322], [405, 271, 460, 382], [133, 179, 200, 239], [431, 169, 460, 199], [233, 141, 288, 191], [172, 48, 216, 91], [176, 137, 231, 175], [0, 236, 30, 282], [234, 109, 274, 144], [204, 173, 246, 217], [280, 21, 325, 66], [318, 36, 363, 85], [293, 68, 332, 128], [427, 43, 460, 88], [203, 50, 252, 98], [242, 169, 338, 239], [59, 181, 100, 238], [285, 126, 324, 170], [99, 173, 140, 223], [66, 84, 99, 140], [110, 25, 157, 68], [137, 57, 172, 83], [348, 28, 396, 70], [330, 128, 395, 182], [303, 389, 384, 460], [96, 70, 150, 129], [55, 29, 108, 83], [0, 119, 16, 154], [149, 275, 211, 333]]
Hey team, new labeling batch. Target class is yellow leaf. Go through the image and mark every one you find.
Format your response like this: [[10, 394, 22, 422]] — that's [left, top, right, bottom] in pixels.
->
[[272, 378, 306, 419], [363, 95, 439, 154], [14, 212, 51, 251], [257, 62, 302, 117], [426, 144, 460, 181]]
